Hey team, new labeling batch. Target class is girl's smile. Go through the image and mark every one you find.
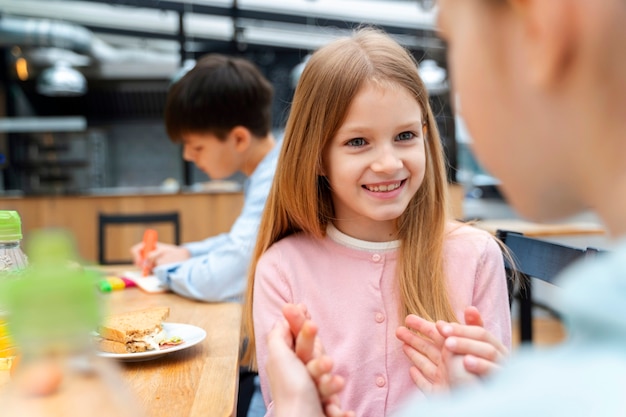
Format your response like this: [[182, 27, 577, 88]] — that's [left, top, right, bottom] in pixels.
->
[[362, 179, 406, 197]]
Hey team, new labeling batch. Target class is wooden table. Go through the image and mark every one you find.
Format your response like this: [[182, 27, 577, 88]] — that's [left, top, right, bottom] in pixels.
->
[[473, 218, 606, 237], [102, 288, 242, 417]]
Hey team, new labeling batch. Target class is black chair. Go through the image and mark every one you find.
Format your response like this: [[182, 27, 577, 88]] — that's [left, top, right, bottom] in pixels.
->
[[496, 230, 591, 344], [98, 211, 181, 265]]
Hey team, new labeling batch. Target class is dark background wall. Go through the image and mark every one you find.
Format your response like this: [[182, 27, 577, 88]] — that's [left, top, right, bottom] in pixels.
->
[[0, 44, 455, 194]]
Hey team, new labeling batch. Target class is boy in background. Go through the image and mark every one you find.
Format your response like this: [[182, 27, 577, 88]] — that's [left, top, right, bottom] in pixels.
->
[[131, 53, 278, 303], [130, 53, 278, 417]]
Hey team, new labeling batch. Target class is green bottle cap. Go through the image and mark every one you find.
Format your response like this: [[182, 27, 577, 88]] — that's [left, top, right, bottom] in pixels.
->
[[0, 211, 23, 242], [0, 229, 102, 352]]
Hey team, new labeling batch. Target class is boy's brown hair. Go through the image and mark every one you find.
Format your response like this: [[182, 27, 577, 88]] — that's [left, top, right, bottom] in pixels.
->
[[164, 54, 274, 142]]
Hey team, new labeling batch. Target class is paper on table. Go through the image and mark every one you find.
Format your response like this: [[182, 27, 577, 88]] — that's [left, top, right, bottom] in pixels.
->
[[121, 271, 168, 294]]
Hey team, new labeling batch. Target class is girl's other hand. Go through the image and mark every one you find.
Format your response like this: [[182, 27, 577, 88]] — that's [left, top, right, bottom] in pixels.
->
[[396, 314, 446, 394], [437, 306, 509, 378], [397, 306, 507, 393]]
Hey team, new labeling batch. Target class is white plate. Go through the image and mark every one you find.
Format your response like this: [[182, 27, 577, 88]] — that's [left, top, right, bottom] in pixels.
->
[[96, 322, 207, 362]]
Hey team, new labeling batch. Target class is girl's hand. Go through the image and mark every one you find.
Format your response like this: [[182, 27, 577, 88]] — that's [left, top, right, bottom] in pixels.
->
[[395, 313, 447, 394], [436, 306, 509, 377], [396, 306, 508, 393]]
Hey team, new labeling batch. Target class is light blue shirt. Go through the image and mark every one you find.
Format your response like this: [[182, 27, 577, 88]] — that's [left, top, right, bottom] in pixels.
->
[[394, 238, 626, 417], [153, 140, 281, 302]]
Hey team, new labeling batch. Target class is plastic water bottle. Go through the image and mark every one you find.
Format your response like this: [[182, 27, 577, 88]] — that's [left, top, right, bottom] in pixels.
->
[[0, 229, 146, 417], [0, 210, 28, 274], [0, 210, 28, 363]]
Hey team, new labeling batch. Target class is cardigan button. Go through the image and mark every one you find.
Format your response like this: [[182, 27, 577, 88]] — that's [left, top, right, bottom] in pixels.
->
[[371, 253, 381, 262], [375, 312, 385, 323], [375, 376, 386, 387]]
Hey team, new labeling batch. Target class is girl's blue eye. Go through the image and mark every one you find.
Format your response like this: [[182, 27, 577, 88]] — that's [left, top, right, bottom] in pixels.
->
[[397, 131, 415, 141], [347, 138, 367, 147]]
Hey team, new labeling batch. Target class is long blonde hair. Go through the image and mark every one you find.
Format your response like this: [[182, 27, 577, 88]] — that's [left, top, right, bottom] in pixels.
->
[[242, 27, 455, 369]]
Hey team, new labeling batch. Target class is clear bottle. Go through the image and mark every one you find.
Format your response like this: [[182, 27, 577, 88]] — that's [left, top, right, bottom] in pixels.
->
[[0, 210, 28, 273], [0, 229, 146, 417], [0, 210, 28, 363]]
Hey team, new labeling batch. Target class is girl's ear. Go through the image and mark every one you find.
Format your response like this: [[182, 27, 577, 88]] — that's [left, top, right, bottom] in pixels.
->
[[511, 0, 579, 88], [228, 126, 252, 152]]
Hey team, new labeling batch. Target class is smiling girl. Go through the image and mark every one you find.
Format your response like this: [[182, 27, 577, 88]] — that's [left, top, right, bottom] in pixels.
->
[[242, 28, 511, 417]]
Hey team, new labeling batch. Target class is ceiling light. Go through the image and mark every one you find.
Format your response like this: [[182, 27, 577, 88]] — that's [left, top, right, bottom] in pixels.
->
[[37, 61, 87, 97], [418, 59, 448, 96], [15, 57, 29, 81]]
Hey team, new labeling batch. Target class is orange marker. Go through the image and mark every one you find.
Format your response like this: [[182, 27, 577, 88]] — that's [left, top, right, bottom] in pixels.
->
[[141, 229, 158, 276]]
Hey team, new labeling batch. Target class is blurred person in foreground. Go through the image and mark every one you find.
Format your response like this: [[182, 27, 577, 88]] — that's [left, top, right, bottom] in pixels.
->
[[264, 0, 626, 416]]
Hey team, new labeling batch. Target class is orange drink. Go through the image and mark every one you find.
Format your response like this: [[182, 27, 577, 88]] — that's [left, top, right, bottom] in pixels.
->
[[0, 312, 17, 371]]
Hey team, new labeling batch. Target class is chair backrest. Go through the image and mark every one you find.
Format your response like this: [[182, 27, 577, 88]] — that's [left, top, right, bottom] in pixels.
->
[[496, 229, 591, 344], [98, 211, 181, 265]]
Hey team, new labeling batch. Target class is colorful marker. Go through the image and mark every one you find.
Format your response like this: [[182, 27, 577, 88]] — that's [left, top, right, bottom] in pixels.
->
[[99, 276, 137, 292], [141, 229, 158, 277]]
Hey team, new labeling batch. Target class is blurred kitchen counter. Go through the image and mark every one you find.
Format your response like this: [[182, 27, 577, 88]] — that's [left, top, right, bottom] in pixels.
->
[[0, 183, 244, 263]]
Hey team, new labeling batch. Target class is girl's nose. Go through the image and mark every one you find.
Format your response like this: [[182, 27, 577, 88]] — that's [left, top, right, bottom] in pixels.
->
[[371, 145, 403, 173]]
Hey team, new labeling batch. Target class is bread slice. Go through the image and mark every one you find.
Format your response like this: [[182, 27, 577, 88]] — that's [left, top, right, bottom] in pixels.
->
[[98, 307, 170, 348], [98, 339, 152, 354]]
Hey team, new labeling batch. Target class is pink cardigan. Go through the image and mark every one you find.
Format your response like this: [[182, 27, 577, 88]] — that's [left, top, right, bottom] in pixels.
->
[[253, 223, 511, 417]]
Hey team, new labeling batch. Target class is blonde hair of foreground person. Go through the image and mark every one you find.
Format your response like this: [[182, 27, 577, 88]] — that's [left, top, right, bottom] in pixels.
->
[[242, 27, 455, 369]]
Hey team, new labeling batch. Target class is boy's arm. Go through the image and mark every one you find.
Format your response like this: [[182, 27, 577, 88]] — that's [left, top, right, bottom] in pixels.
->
[[154, 232, 252, 301], [155, 154, 276, 301]]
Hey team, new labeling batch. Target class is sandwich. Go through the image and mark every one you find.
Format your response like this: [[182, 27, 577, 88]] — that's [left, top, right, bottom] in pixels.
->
[[97, 306, 171, 354]]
